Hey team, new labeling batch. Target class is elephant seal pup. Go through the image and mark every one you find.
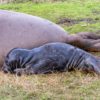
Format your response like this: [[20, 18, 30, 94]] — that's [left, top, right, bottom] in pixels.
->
[[0, 10, 100, 68], [2, 43, 100, 75]]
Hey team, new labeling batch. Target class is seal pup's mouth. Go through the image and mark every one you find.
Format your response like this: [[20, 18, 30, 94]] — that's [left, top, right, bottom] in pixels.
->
[[2, 63, 16, 74]]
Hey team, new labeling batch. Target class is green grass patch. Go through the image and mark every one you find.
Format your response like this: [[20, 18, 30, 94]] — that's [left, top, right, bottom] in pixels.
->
[[0, 1, 100, 33]]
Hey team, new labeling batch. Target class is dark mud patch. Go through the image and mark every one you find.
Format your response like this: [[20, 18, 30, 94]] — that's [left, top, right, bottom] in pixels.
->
[[57, 18, 100, 26], [92, 9, 100, 15]]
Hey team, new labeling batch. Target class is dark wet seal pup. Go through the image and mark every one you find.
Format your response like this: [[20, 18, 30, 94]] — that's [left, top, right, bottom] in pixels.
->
[[2, 43, 100, 76]]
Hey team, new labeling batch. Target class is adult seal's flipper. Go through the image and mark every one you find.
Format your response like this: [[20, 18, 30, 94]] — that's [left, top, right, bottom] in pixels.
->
[[67, 32, 100, 52]]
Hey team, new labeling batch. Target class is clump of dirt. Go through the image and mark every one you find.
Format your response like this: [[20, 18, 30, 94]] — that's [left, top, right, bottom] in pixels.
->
[[57, 18, 78, 26], [57, 18, 100, 26], [92, 9, 100, 15]]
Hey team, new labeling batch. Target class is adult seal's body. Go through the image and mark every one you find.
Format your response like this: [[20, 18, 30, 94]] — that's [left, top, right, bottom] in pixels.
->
[[0, 10, 100, 67], [2, 43, 100, 75]]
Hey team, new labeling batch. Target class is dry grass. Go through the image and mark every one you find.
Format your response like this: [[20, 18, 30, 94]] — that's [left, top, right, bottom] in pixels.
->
[[0, 71, 100, 99]]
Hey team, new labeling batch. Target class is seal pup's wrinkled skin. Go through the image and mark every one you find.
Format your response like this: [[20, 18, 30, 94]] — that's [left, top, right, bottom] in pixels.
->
[[2, 43, 100, 76]]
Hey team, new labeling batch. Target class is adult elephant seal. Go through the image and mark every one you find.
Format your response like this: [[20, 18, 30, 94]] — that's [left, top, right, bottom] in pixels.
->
[[0, 10, 100, 68], [2, 43, 100, 75]]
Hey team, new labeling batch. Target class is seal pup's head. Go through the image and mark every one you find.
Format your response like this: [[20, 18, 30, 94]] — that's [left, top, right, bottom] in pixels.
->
[[2, 48, 30, 74]]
